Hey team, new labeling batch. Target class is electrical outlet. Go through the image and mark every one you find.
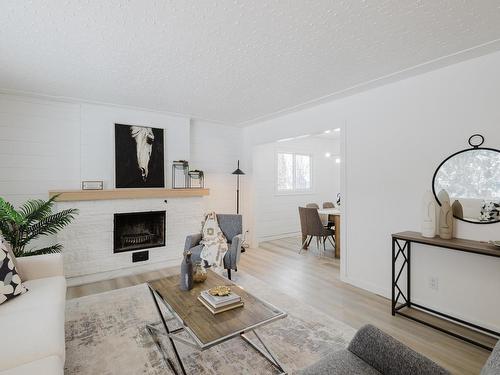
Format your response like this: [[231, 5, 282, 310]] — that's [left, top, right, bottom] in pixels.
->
[[429, 277, 439, 291]]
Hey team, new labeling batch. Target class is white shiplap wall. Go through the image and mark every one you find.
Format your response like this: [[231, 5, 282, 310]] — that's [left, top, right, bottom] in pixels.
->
[[0, 94, 243, 279], [0, 95, 81, 207]]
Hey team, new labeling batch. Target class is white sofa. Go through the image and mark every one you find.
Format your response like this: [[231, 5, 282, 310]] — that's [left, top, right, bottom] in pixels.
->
[[0, 254, 66, 375]]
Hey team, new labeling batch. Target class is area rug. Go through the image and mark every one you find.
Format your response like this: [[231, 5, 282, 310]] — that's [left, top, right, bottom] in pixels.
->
[[65, 272, 355, 374]]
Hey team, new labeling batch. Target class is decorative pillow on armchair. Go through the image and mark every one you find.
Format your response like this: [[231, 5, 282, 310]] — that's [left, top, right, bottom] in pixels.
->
[[479, 201, 500, 222], [0, 238, 27, 305]]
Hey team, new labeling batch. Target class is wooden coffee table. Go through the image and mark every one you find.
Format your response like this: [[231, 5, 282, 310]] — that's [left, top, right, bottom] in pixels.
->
[[146, 270, 287, 374]]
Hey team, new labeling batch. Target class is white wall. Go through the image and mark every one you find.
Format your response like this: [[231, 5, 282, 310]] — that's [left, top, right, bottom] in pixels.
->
[[253, 136, 340, 241], [190, 120, 242, 214], [242, 50, 500, 331]]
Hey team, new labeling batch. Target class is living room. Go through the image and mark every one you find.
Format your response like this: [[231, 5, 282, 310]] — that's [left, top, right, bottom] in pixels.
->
[[1, 2, 500, 375]]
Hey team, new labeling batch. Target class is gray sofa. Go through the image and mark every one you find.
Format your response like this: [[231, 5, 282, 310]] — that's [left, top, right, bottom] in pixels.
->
[[482, 338, 500, 375], [300, 324, 450, 375], [184, 214, 243, 280]]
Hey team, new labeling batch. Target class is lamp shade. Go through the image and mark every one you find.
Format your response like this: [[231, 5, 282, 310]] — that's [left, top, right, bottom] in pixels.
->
[[232, 168, 245, 175], [232, 160, 245, 175]]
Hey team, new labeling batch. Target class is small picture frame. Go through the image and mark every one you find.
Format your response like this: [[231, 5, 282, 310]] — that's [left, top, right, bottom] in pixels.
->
[[82, 181, 104, 190]]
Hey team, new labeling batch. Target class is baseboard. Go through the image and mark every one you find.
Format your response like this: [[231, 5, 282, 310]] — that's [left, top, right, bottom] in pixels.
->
[[66, 257, 181, 287], [341, 275, 391, 300]]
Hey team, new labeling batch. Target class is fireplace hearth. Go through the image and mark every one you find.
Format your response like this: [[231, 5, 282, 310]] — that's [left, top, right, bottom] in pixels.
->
[[113, 211, 166, 253]]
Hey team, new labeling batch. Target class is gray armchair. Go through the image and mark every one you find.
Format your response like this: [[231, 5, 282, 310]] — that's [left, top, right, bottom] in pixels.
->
[[184, 214, 243, 280], [300, 324, 450, 375]]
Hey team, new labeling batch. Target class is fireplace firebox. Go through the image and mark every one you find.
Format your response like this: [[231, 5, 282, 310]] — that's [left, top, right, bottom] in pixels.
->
[[113, 211, 166, 253]]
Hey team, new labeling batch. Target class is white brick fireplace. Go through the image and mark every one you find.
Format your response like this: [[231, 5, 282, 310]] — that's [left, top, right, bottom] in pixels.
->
[[56, 196, 205, 284]]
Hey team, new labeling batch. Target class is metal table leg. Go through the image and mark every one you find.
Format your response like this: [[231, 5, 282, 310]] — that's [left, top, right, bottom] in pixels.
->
[[147, 285, 187, 375], [241, 330, 287, 374]]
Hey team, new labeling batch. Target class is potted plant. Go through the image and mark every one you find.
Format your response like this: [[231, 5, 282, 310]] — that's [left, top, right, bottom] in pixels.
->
[[0, 195, 78, 257]]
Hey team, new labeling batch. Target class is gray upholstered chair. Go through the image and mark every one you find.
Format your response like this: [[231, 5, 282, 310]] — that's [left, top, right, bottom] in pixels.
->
[[300, 324, 450, 375], [298, 207, 335, 254], [184, 214, 243, 280]]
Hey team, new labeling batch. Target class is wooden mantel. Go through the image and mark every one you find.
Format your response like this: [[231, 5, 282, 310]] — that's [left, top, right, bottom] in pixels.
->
[[49, 188, 209, 202]]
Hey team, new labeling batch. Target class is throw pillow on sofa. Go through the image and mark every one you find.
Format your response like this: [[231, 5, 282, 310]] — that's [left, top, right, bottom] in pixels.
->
[[0, 238, 27, 305]]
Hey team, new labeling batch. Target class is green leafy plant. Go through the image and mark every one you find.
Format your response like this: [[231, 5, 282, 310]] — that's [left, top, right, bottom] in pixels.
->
[[0, 195, 78, 257]]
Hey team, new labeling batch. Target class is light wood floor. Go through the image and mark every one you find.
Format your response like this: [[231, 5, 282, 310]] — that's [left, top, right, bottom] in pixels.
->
[[67, 236, 491, 374]]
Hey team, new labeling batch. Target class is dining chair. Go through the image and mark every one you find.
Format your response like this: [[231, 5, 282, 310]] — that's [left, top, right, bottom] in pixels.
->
[[322, 202, 336, 228], [298, 207, 335, 255]]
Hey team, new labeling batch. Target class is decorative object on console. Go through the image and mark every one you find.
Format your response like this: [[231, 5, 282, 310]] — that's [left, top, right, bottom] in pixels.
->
[[451, 199, 464, 219], [231, 160, 245, 214], [439, 200, 453, 240], [172, 160, 190, 189], [115, 124, 165, 188], [437, 189, 450, 205], [336, 193, 341, 207], [433, 134, 500, 224], [0, 237, 27, 305], [0, 195, 78, 257], [180, 251, 193, 291], [479, 200, 500, 222], [81, 180, 104, 190], [188, 169, 205, 188], [421, 190, 437, 238]]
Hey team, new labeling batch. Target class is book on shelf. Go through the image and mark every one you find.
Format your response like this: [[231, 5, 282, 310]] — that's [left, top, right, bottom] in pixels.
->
[[200, 290, 241, 308], [198, 296, 244, 314]]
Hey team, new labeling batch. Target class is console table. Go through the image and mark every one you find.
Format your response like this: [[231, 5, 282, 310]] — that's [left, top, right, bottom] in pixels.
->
[[391, 231, 500, 350]]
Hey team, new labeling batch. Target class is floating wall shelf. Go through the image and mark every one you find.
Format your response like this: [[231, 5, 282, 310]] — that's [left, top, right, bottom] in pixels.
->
[[49, 188, 210, 202]]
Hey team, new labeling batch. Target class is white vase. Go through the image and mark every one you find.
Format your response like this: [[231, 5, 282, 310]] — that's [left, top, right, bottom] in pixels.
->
[[421, 191, 437, 238], [439, 200, 453, 240], [437, 189, 450, 205]]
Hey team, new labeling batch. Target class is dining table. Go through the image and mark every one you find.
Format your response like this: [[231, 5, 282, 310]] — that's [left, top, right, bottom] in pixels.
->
[[317, 208, 341, 258]]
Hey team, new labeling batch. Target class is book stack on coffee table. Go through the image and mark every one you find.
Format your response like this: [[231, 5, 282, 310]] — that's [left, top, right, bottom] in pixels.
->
[[198, 289, 244, 314]]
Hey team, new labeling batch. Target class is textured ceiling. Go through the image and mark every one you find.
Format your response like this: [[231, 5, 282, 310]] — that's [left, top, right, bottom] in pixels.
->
[[1, 1, 500, 125]]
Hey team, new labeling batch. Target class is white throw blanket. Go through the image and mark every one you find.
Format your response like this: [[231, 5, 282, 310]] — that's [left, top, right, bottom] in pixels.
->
[[200, 212, 228, 274]]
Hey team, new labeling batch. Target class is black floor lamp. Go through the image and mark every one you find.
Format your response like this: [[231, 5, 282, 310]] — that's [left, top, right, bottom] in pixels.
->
[[232, 160, 245, 214]]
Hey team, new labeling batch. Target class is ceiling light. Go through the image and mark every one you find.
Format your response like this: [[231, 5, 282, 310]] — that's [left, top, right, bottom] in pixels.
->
[[295, 134, 310, 139], [325, 152, 331, 158], [334, 128, 341, 132], [335, 158, 341, 164], [323, 130, 331, 134]]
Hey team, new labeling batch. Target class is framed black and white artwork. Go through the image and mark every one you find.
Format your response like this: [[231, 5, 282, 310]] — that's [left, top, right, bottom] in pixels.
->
[[115, 124, 165, 188]]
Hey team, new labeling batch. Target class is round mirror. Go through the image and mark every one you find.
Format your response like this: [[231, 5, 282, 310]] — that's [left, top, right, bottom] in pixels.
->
[[432, 138, 500, 224]]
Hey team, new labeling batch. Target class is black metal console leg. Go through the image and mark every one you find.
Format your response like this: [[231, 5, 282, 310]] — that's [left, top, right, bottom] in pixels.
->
[[391, 238, 410, 315], [407, 242, 411, 308], [392, 238, 395, 315], [227, 269, 232, 280]]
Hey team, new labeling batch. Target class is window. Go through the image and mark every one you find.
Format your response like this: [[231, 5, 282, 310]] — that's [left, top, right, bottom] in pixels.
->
[[276, 152, 312, 192]]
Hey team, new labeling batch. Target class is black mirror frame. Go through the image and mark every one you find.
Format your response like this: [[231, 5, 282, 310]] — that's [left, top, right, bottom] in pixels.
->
[[431, 134, 500, 224]]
